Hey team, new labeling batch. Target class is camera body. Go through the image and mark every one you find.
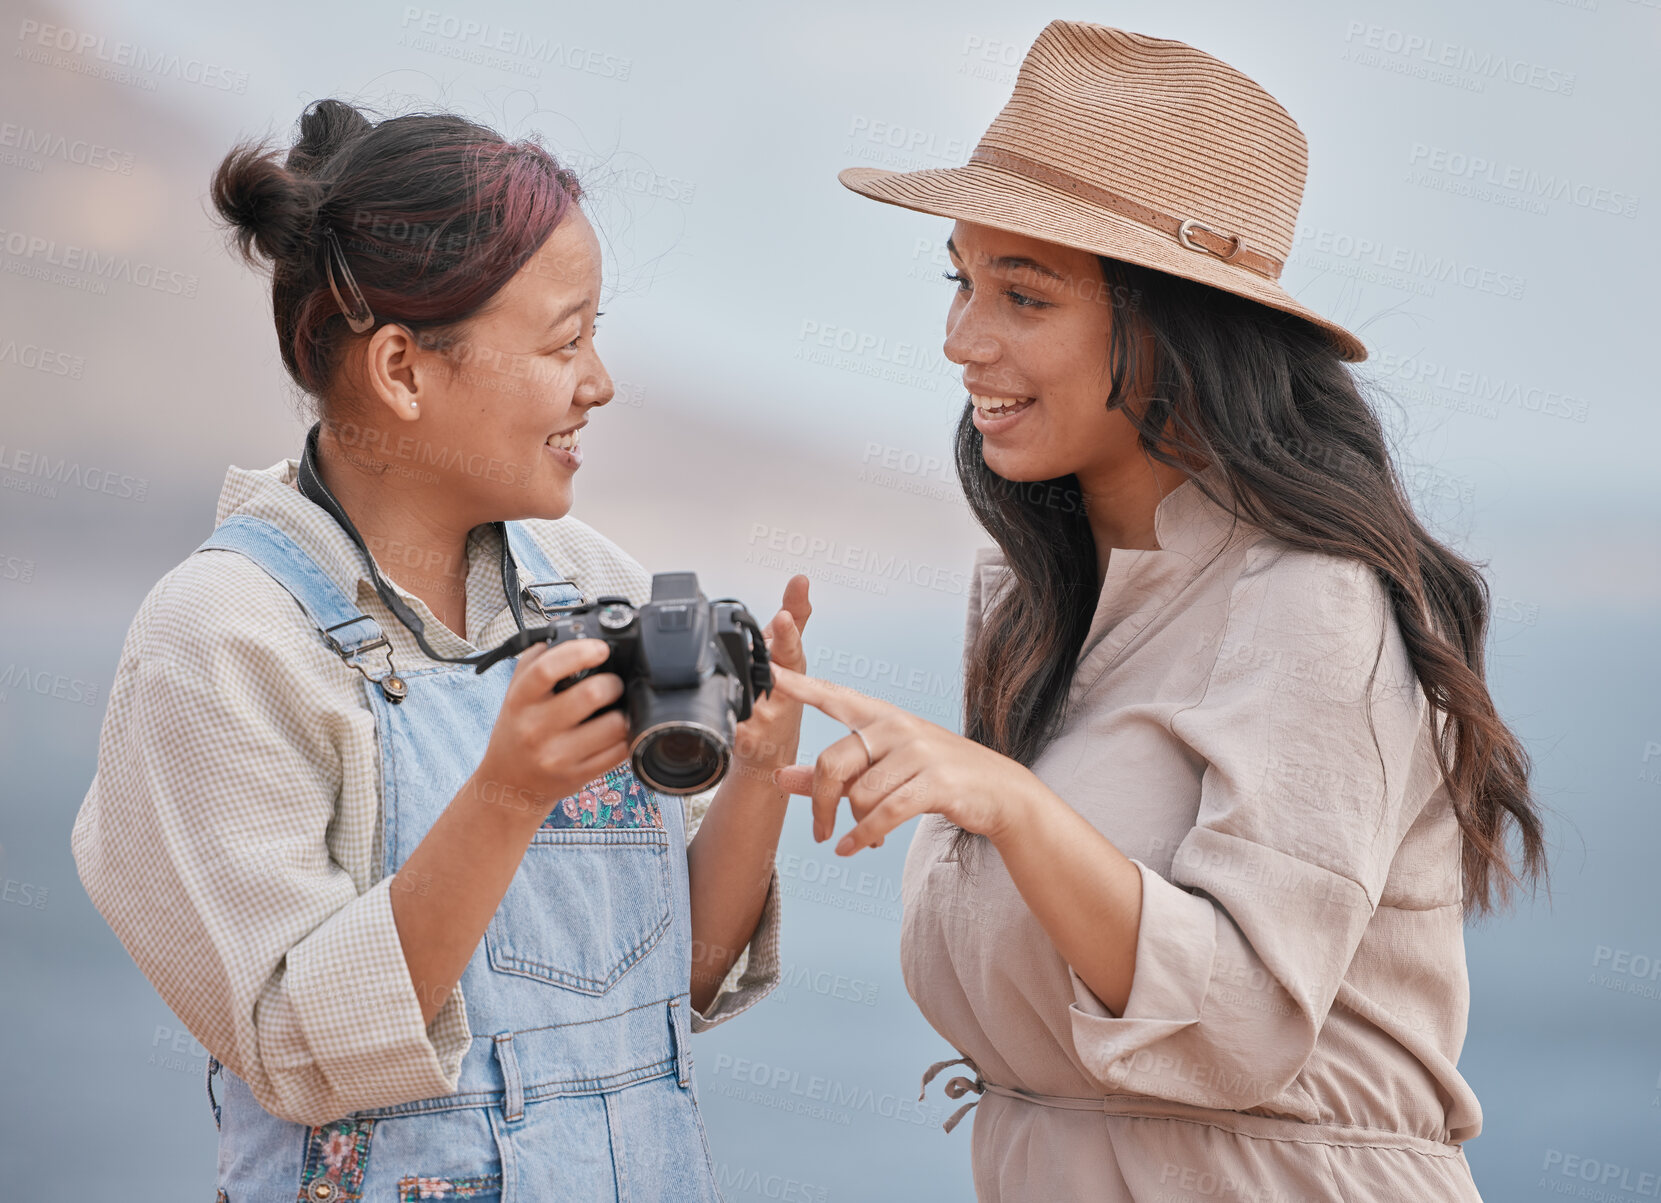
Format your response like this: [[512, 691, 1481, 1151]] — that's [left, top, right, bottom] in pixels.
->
[[532, 572, 773, 795]]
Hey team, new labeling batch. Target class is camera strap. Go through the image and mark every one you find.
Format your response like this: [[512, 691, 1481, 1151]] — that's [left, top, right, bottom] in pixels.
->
[[295, 419, 538, 668]]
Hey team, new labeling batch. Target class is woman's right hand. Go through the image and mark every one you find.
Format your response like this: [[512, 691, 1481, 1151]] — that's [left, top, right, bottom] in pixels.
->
[[472, 638, 632, 820]]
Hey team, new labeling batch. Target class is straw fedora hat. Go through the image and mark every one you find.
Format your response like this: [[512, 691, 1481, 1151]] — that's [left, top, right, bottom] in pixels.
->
[[838, 20, 1366, 362]]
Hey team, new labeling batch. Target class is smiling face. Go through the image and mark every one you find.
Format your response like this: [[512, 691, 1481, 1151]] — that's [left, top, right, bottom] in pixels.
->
[[943, 219, 1151, 489], [339, 206, 613, 524]]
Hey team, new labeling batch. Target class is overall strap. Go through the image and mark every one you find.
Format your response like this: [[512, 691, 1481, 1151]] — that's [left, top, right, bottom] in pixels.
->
[[193, 513, 407, 702], [503, 520, 588, 619]]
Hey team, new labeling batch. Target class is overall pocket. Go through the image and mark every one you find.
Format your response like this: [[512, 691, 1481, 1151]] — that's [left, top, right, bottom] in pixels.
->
[[398, 1173, 502, 1200], [486, 826, 673, 994]]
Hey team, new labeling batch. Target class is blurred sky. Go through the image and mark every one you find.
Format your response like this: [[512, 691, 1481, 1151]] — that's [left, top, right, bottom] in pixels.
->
[[2, 0, 1658, 1199]]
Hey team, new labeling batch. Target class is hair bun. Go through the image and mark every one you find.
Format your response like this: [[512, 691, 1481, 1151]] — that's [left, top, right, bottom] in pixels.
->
[[209, 99, 373, 270], [209, 142, 320, 268], [287, 98, 373, 179], [211, 99, 582, 399]]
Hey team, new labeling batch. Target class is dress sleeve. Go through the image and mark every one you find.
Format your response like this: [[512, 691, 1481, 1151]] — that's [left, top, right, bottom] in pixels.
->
[[681, 785, 784, 1033], [69, 565, 471, 1126], [1065, 545, 1439, 1110]]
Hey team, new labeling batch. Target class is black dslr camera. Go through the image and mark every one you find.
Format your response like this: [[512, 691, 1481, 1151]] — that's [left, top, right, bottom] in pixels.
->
[[472, 572, 773, 795]]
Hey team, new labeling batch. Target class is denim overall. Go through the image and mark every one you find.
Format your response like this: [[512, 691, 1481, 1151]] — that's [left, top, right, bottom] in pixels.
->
[[192, 513, 722, 1203]]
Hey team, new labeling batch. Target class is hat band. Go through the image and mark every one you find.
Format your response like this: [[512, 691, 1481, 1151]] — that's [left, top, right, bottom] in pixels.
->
[[967, 146, 1283, 281]]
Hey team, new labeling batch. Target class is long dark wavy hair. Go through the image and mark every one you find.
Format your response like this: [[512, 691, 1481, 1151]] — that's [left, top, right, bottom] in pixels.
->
[[955, 254, 1546, 918]]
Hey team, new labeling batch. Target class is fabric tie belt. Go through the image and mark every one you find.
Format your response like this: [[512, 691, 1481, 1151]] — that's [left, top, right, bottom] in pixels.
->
[[918, 1054, 1467, 1157]]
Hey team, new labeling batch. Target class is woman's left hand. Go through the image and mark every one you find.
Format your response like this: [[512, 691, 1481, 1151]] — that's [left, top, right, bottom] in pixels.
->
[[731, 575, 813, 775], [768, 663, 1037, 855]]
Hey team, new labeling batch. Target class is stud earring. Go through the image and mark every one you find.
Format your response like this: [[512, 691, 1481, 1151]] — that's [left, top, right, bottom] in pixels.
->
[[410, 402, 419, 413]]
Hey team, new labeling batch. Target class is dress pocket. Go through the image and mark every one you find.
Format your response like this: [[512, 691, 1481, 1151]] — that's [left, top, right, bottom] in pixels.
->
[[485, 826, 673, 994]]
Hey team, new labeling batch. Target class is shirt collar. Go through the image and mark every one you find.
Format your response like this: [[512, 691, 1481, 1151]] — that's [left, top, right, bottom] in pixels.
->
[[1074, 463, 1256, 670], [211, 456, 505, 655], [1144, 461, 1249, 562], [968, 463, 1260, 674], [971, 463, 1250, 572]]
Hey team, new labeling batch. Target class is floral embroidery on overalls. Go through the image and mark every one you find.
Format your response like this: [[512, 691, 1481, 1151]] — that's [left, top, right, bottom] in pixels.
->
[[296, 1116, 375, 1201], [542, 764, 666, 832], [397, 1174, 502, 1200]]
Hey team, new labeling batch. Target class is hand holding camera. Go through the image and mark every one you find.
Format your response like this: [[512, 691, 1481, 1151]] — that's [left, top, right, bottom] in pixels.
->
[[473, 638, 635, 819], [473, 572, 778, 796]]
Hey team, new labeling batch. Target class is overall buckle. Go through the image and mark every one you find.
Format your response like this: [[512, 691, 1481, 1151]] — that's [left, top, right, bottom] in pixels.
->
[[520, 579, 587, 623], [322, 616, 407, 702]]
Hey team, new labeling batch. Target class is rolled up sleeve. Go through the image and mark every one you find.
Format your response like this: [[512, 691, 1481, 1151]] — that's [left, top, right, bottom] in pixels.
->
[[274, 874, 471, 1115], [70, 569, 470, 1125], [1066, 549, 1431, 1110], [680, 785, 784, 1032]]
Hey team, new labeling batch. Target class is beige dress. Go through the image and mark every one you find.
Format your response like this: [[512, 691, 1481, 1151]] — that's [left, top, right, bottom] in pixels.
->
[[902, 467, 1485, 1201]]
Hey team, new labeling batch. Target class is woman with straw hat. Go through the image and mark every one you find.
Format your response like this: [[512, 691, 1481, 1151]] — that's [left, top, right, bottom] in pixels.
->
[[768, 20, 1540, 1200]]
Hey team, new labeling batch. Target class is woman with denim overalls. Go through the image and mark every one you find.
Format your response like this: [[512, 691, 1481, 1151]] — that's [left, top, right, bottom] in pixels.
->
[[71, 99, 808, 1201]]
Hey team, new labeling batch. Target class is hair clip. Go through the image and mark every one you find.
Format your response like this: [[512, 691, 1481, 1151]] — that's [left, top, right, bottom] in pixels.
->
[[321, 224, 376, 333]]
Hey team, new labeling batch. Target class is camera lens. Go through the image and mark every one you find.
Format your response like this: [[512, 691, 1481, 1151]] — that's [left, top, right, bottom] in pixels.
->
[[632, 722, 729, 794]]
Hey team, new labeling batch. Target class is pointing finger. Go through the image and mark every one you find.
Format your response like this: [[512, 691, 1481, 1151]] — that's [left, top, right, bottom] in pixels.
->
[[773, 764, 814, 795], [765, 663, 891, 729]]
